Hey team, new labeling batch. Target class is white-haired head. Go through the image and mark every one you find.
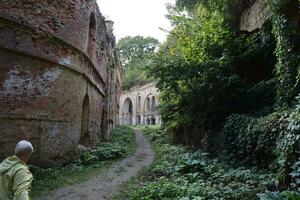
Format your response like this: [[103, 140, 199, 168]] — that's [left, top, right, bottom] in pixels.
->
[[15, 140, 33, 156]]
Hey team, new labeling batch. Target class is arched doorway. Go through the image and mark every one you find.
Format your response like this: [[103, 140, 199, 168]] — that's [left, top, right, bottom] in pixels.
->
[[79, 95, 90, 146], [151, 117, 156, 125], [122, 98, 133, 125], [146, 118, 151, 125]]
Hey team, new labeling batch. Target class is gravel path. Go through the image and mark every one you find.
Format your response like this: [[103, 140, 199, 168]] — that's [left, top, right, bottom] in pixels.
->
[[35, 128, 154, 200]]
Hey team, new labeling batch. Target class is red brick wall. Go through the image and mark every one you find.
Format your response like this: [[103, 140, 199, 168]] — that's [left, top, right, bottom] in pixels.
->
[[0, 0, 122, 166]]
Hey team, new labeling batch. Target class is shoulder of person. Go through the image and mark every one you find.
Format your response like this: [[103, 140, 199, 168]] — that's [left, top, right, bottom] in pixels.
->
[[13, 163, 32, 177]]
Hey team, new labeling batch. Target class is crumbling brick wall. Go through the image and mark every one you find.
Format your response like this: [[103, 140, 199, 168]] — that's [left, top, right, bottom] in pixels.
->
[[0, 0, 122, 166]]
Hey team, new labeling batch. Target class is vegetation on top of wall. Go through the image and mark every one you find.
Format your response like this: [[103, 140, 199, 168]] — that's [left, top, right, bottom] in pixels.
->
[[31, 126, 136, 197], [117, 36, 160, 90]]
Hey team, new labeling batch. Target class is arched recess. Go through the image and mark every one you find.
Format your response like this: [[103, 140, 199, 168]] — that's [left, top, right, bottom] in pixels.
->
[[137, 95, 141, 111], [146, 118, 151, 125], [151, 117, 156, 125], [122, 98, 133, 125], [87, 12, 96, 58], [151, 96, 156, 112], [137, 115, 141, 125], [79, 95, 90, 146], [145, 96, 151, 114]]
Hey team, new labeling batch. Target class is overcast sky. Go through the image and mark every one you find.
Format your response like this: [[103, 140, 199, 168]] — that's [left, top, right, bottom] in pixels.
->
[[97, 0, 176, 42]]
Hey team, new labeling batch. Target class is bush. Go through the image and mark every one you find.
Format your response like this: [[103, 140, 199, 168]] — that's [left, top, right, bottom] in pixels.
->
[[222, 111, 288, 168]]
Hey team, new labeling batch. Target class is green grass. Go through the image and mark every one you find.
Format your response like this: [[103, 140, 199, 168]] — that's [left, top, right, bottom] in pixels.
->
[[133, 125, 161, 130], [31, 126, 136, 197], [115, 127, 277, 200]]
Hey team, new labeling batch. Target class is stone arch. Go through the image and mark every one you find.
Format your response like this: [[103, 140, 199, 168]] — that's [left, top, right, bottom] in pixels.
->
[[122, 97, 133, 125], [146, 97, 151, 112], [146, 118, 151, 125], [151, 117, 156, 125], [144, 94, 152, 114], [79, 95, 90, 146], [87, 12, 96, 58], [137, 95, 142, 111]]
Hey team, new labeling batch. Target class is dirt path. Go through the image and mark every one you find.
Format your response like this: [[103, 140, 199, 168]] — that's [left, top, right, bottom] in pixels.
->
[[35, 128, 154, 200]]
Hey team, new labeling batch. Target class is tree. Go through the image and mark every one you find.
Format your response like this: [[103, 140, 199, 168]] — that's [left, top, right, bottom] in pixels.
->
[[117, 36, 159, 67], [117, 36, 160, 90]]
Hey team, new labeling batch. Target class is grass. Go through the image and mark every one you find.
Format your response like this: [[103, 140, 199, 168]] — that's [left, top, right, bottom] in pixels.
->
[[133, 125, 161, 130], [31, 126, 136, 197]]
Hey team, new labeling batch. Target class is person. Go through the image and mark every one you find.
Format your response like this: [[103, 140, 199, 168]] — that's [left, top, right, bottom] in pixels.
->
[[0, 140, 34, 200]]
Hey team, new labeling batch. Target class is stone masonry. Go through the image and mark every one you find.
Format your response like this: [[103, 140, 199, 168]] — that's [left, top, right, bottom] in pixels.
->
[[239, 0, 270, 32], [239, 0, 299, 32], [119, 82, 161, 126], [0, 0, 122, 166]]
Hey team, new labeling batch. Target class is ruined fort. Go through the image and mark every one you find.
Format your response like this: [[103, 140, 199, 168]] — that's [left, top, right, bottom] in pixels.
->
[[0, 0, 122, 165], [120, 82, 161, 126]]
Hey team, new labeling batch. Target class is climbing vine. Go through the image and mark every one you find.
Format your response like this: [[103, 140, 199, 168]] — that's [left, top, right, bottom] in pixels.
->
[[268, 0, 300, 107]]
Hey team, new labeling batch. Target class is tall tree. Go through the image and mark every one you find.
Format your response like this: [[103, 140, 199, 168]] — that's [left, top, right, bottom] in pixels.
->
[[117, 36, 159, 67], [117, 36, 159, 90]]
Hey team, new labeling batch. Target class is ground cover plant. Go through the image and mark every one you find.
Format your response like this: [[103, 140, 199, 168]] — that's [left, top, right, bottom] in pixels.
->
[[115, 127, 300, 200], [31, 126, 136, 197]]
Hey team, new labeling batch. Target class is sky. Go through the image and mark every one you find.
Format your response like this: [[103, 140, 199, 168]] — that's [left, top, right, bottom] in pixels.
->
[[97, 0, 176, 42]]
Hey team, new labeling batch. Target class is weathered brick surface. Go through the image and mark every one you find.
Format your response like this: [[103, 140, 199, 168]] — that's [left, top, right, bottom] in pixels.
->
[[0, 0, 122, 166]]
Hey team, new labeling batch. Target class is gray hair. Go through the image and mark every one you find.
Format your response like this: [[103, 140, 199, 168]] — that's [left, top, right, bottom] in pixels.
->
[[15, 140, 34, 156]]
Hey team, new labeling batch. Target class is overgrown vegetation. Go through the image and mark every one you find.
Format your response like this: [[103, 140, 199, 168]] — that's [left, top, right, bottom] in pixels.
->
[[268, 0, 300, 106], [31, 126, 136, 197], [143, 0, 300, 197], [116, 127, 300, 200]]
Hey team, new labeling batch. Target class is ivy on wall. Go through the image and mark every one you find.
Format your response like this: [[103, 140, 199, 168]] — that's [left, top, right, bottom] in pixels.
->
[[268, 0, 300, 107]]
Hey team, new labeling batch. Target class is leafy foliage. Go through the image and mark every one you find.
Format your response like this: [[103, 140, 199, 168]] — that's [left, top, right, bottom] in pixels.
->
[[151, 4, 240, 128], [81, 126, 136, 164], [223, 112, 287, 168], [117, 36, 160, 90], [118, 127, 276, 200], [259, 191, 300, 200], [117, 36, 159, 66], [148, 1, 277, 148], [268, 0, 300, 106]]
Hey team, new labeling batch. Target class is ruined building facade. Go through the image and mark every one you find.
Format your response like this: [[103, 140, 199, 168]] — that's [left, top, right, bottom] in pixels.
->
[[0, 0, 122, 165], [120, 82, 161, 126]]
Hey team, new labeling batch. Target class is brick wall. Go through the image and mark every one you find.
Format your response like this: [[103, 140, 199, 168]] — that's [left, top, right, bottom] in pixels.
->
[[0, 0, 122, 166]]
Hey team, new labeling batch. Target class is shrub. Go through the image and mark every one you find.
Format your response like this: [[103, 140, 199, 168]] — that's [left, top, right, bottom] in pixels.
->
[[222, 111, 288, 168]]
